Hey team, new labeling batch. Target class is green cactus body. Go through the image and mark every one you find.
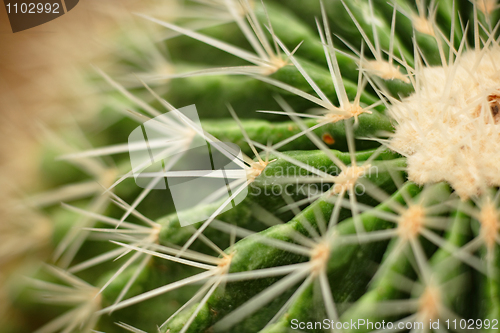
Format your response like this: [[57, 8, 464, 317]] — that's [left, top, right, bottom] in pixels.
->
[[5, 1, 500, 333]]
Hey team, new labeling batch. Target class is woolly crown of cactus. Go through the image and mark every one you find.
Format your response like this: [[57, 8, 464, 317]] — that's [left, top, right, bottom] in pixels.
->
[[3, 0, 500, 332]]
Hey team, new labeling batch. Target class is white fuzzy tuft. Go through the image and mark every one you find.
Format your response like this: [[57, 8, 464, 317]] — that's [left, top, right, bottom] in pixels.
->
[[389, 47, 500, 199]]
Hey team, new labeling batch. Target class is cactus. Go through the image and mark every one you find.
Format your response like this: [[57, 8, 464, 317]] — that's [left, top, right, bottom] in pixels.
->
[[4, 0, 500, 332]]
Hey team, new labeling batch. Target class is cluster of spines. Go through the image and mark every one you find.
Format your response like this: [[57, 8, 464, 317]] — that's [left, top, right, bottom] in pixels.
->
[[5, 0, 500, 332]]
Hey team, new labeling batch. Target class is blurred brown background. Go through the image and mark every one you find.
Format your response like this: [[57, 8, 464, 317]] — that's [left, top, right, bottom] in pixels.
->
[[0, 2, 174, 324], [0, 0, 160, 189], [0, 2, 182, 327]]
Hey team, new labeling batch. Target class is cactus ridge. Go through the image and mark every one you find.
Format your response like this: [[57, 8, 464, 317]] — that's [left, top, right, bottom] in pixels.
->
[[4, 0, 500, 333]]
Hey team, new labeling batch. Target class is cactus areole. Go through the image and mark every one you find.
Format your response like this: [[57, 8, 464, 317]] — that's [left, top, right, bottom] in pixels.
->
[[9, 1, 500, 333]]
